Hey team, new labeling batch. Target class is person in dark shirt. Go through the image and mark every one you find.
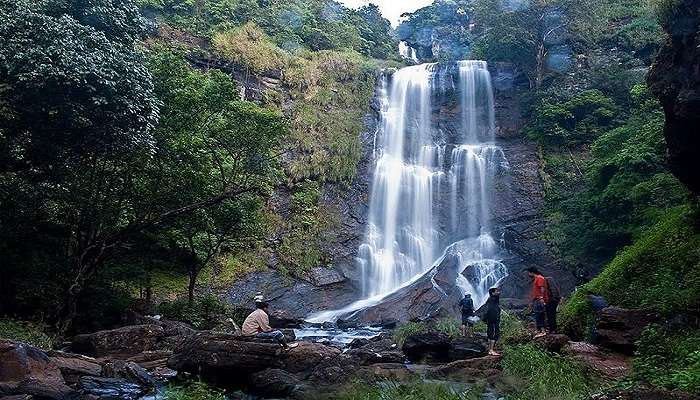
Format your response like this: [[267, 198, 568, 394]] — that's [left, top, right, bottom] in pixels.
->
[[484, 287, 502, 356], [585, 290, 609, 344], [459, 293, 475, 337]]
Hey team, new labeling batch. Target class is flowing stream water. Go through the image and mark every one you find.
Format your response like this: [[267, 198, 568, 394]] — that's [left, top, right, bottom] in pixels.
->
[[308, 61, 508, 324]]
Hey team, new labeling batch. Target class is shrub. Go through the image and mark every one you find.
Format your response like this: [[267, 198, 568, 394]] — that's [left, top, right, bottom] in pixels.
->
[[0, 319, 54, 350], [501, 344, 595, 400], [213, 22, 289, 74], [634, 325, 700, 393], [157, 294, 230, 330], [164, 380, 226, 400]]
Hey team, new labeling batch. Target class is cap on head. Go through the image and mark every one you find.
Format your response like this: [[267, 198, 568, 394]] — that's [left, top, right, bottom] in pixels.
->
[[255, 301, 269, 309]]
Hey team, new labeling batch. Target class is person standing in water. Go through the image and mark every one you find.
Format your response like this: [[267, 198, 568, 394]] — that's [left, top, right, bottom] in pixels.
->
[[484, 287, 502, 356], [526, 267, 549, 338], [459, 293, 475, 337]]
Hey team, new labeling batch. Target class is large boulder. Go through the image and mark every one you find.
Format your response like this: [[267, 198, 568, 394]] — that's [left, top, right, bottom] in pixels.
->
[[309, 354, 360, 386], [78, 376, 143, 400], [46, 351, 102, 385], [346, 339, 404, 365], [70, 325, 166, 359], [0, 340, 76, 399], [448, 338, 487, 361], [340, 254, 463, 326], [647, 0, 700, 194], [248, 369, 303, 398], [532, 333, 570, 353], [167, 332, 282, 384], [281, 342, 341, 376], [401, 333, 452, 363], [596, 307, 659, 355]]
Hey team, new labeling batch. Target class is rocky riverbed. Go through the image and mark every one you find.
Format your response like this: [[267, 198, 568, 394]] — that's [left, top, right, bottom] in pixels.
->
[[2, 306, 695, 400]]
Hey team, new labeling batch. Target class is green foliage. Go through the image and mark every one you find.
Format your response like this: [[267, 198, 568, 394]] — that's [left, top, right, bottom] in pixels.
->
[[527, 90, 617, 146], [158, 294, 230, 330], [213, 22, 289, 74], [138, 0, 396, 58], [473, 311, 530, 346], [0, 320, 54, 350], [539, 85, 688, 266], [338, 381, 482, 400], [634, 325, 700, 393], [560, 205, 700, 337], [502, 344, 595, 400], [278, 180, 328, 274], [164, 380, 227, 400], [393, 319, 462, 347]]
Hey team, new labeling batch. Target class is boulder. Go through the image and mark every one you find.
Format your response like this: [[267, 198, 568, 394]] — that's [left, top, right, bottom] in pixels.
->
[[268, 311, 305, 329], [647, 0, 700, 194], [167, 332, 282, 383], [101, 360, 155, 389], [532, 333, 570, 353], [281, 342, 341, 375], [337, 254, 463, 325], [47, 351, 102, 384], [0, 340, 76, 399], [448, 338, 487, 361], [347, 339, 403, 365], [402, 333, 451, 363], [309, 354, 360, 386], [248, 369, 302, 398], [596, 307, 659, 355], [78, 376, 143, 400], [70, 325, 166, 359]]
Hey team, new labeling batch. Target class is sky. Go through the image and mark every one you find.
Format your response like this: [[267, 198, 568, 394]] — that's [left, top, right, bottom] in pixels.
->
[[339, 0, 434, 26]]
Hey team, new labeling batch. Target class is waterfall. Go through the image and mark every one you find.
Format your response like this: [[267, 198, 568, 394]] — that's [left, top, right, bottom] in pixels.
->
[[309, 61, 508, 323]]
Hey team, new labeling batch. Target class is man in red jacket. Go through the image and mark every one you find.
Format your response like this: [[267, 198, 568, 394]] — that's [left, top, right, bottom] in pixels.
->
[[526, 267, 548, 338]]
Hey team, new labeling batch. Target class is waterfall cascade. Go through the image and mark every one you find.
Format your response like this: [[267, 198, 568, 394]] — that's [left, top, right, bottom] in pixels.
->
[[309, 61, 508, 323]]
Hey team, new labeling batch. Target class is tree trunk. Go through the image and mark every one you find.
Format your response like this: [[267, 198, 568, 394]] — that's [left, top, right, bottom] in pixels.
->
[[188, 269, 198, 306]]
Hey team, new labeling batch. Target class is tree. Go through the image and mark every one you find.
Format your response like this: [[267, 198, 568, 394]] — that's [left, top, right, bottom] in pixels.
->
[[0, 0, 285, 333]]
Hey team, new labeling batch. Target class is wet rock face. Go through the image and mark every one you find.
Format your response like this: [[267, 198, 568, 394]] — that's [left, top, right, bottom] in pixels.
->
[[648, 0, 700, 194], [402, 333, 486, 363], [340, 254, 463, 326]]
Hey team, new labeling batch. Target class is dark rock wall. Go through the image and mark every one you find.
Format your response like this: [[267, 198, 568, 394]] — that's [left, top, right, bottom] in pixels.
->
[[490, 63, 577, 297], [647, 0, 700, 195]]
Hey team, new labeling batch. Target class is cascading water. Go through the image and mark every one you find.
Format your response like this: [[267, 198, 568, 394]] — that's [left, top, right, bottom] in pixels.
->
[[308, 61, 508, 323]]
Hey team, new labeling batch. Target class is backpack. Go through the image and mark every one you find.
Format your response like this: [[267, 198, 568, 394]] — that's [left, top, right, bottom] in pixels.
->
[[460, 297, 474, 315], [545, 276, 561, 302]]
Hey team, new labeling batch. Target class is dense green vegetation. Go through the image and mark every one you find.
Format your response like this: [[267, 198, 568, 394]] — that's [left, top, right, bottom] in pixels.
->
[[164, 380, 227, 400], [0, 0, 393, 334]]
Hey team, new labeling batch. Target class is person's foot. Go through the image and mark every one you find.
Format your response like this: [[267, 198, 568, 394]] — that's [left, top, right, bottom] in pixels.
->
[[534, 332, 547, 338], [284, 342, 299, 350], [488, 350, 501, 356]]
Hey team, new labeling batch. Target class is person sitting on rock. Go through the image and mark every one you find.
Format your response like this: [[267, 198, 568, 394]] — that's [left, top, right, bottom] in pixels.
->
[[484, 287, 502, 356], [526, 267, 549, 338], [459, 293, 475, 337], [242, 301, 298, 350]]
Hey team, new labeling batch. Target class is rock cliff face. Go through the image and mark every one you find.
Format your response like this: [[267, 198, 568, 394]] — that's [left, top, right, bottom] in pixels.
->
[[648, 0, 700, 194], [489, 63, 577, 297]]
